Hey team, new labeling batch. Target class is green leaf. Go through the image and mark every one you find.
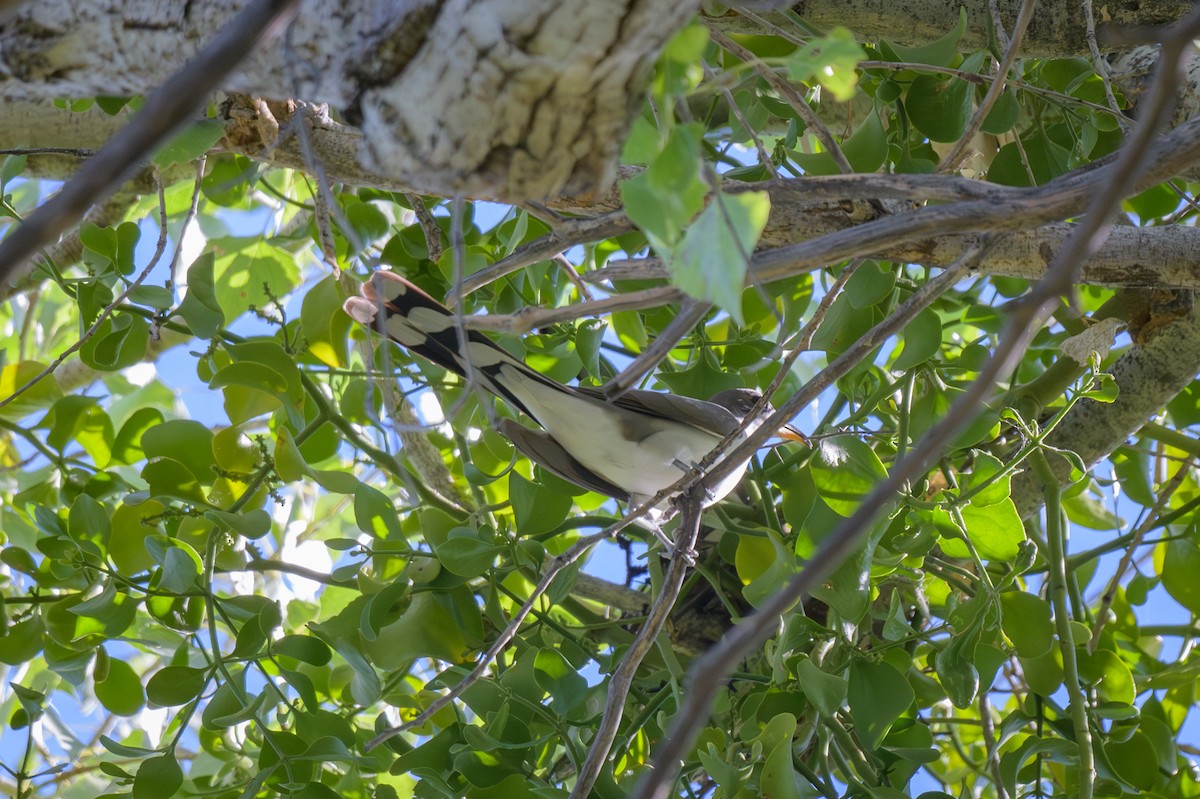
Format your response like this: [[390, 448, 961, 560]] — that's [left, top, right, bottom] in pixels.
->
[[880, 8, 966, 67], [669, 191, 770, 324], [68, 491, 110, 542], [809, 436, 888, 516], [364, 590, 473, 666], [159, 545, 199, 593], [906, 73, 973, 143], [300, 274, 353, 368], [999, 592, 1053, 658], [1, 153, 27, 189], [848, 660, 914, 750], [791, 109, 887, 176], [1103, 732, 1161, 792], [141, 420, 217, 486], [79, 313, 149, 371], [654, 358, 742, 399], [892, 308, 942, 371], [201, 669, 247, 729], [988, 132, 1072, 186], [980, 88, 1020, 135], [9, 683, 45, 723], [575, 319, 607, 380], [533, 648, 588, 715], [71, 580, 138, 637], [1062, 492, 1121, 530], [174, 252, 224, 338], [1159, 536, 1200, 614], [757, 714, 804, 799], [794, 656, 847, 716], [508, 471, 572, 536], [153, 119, 226, 168], [1077, 647, 1135, 705], [785, 26, 866, 101], [273, 634, 333, 666], [620, 124, 707, 253], [204, 508, 272, 539], [94, 657, 146, 716], [132, 754, 183, 799], [810, 292, 882, 355], [845, 261, 895, 309], [961, 451, 1011, 506], [0, 617, 45, 665], [79, 223, 117, 270], [44, 395, 114, 466], [201, 154, 253, 206], [146, 665, 208, 707], [432, 528, 502, 577], [353, 484, 402, 539], [1019, 646, 1064, 696], [940, 499, 1025, 562], [212, 237, 299, 320], [737, 529, 798, 608], [935, 632, 980, 708], [110, 407, 165, 465], [999, 737, 1077, 798], [142, 457, 208, 504], [0, 361, 63, 420]]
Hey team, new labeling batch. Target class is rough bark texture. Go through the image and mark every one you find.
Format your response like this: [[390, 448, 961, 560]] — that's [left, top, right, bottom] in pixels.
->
[[0, 0, 698, 201], [358, 0, 698, 199], [1013, 303, 1200, 520]]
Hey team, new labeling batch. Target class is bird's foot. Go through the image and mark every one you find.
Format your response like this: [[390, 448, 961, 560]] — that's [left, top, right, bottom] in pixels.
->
[[623, 506, 697, 566], [671, 458, 716, 502]]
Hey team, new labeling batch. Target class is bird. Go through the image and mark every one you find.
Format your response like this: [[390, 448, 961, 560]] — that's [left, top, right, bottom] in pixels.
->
[[343, 270, 804, 521]]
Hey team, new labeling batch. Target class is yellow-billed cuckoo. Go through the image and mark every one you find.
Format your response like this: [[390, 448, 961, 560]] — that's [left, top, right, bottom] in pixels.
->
[[344, 271, 804, 515]]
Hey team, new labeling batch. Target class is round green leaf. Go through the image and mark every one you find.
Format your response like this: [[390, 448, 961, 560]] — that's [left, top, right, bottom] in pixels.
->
[[809, 436, 887, 517], [1160, 537, 1200, 615], [906, 74, 972, 142], [999, 592, 1053, 658], [146, 666, 207, 707], [132, 754, 183, 799], [848, 659, 914, 750], [94, 657, 146, 717]]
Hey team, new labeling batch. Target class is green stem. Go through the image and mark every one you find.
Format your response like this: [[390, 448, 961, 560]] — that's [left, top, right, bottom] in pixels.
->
[[1031, 450, 1094, 799]]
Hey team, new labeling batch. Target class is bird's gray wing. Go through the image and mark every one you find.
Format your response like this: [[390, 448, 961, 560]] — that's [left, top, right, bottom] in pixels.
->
[[575, 387, 741, 438], [498, 418, 631, 501]]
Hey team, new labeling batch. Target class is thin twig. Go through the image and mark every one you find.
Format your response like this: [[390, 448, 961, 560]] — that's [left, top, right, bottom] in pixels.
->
[[569, 491, 705, 799], [937, 0, 1037, 172], [978, 691, 1008, 799], [165, 157, 208, 292], [710, 29, 853, 174], [0, 147, 97, 158], [707, 63, 780, 178], [552, 253, 594, 302], [406, 194, 444, 265], [455, 210, 633, 300], [603, 299, 712, 399], [1082, 0, 1128, 123], [460, 286, 685, 334]]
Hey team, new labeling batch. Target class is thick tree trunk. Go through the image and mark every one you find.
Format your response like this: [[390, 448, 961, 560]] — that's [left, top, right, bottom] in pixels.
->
[[0, 0, 697, 201]]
